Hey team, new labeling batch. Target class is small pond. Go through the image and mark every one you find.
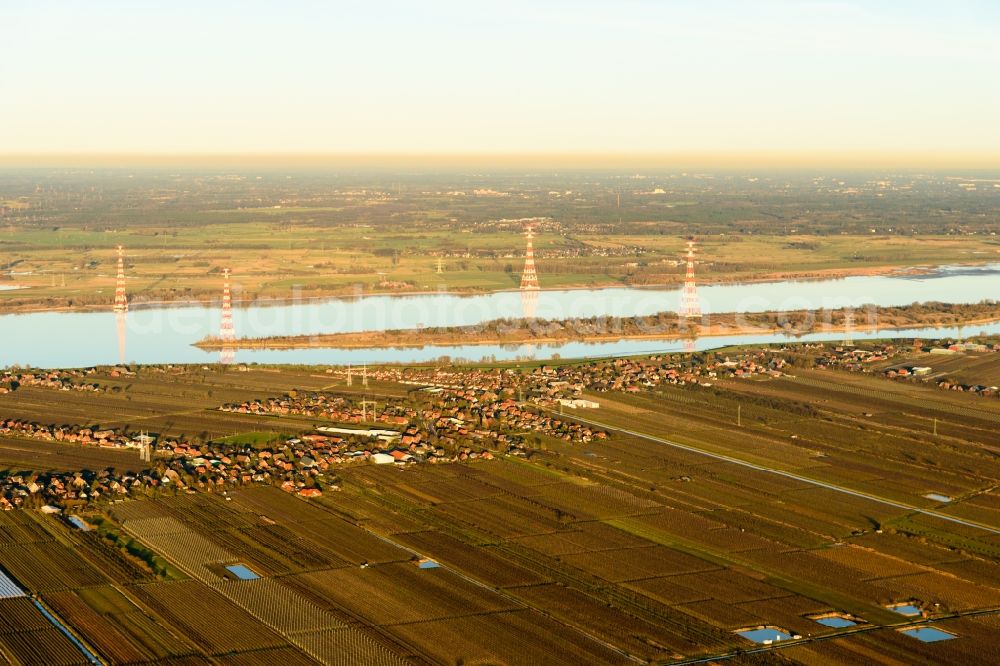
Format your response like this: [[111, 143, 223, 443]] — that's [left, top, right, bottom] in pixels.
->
[[737, 628, 793, 644], [888, 603, 923, 617], [225, 564, 260, 580], [901, 627, 956, 643], [814, 616, 857, 628]]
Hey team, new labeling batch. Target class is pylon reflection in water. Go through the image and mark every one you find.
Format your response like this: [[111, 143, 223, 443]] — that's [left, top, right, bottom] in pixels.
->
[[115, 310, 127, 365], [520, 287, 539, 320], [218, 268, 236, 364]]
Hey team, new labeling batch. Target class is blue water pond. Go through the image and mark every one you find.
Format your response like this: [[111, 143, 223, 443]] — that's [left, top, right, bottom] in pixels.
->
[[888, 604, 922, 617], [226, 564, 260, 580], [901, 627, 956, 642], [737, 628, 793, 644]]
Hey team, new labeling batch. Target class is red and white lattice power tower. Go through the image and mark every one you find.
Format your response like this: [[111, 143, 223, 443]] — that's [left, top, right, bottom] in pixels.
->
[[218, 269, 236, 364], [113, 245, 128, 312], [220, 268, 235, 341], [680, 238, 702, 319], [520, 225, 540, 290]]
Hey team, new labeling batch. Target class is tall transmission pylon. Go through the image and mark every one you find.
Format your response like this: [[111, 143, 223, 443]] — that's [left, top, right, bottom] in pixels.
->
[[346, 364, 353, 387], [139, 431, 152, 463], [219, 268, 236, 365], [362, 363, 369, 388], [436, 257, 444, 275], [679, 239, 701, 319], [361, 397, 375, 422], [113, 245, 128, 312], [220, 268, 235, 342], [520, 225, 540, 290]]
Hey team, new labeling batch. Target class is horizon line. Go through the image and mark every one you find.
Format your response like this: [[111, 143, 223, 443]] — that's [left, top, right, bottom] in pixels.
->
[[2, 151, 999, 170]]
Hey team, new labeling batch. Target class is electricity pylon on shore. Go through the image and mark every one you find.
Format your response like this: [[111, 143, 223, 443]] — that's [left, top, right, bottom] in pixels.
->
[[679, 239, 701, 319], [219, 268, 236, 364], [113, 246, 128, 312], [520, 225, 539, 290]]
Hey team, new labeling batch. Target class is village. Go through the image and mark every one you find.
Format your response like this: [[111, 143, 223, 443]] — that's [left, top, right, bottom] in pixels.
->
[[6, 338, 998, 513], [379, 348, 787, 396], [0, 348, 799, 512], [0, 407, 501, 511], [0, 367, 105, 394], [808, 338, 1000, 398]]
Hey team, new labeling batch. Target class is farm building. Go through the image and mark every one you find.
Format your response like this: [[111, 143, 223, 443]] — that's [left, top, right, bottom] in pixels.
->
[[557, 398, 600, 409]]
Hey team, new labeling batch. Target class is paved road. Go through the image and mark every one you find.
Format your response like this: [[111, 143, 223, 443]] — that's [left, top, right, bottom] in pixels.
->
[[562, 414, 1000, 537]]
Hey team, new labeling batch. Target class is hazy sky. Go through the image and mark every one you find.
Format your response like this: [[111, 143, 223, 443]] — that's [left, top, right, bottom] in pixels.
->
[[4, 0, 1000, 159]]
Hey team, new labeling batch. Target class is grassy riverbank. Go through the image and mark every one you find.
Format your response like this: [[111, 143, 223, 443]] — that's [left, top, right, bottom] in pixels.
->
[[3, 229, 997, 315]]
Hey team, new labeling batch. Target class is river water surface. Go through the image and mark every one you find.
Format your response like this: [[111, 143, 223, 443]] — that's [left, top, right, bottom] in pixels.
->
[[2, 264, 998, 368]]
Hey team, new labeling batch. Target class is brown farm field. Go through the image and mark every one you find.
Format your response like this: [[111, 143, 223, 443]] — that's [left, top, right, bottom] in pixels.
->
[[0, 356, 999, 664]]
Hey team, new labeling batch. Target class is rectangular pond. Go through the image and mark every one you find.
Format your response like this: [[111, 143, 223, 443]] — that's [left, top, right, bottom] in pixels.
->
[[737, 628, 793, 644], [225, 564, 259, 580], [815, 616, 857, 628], [888, 603, 923, 617], [901, 627, 956, 642]]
